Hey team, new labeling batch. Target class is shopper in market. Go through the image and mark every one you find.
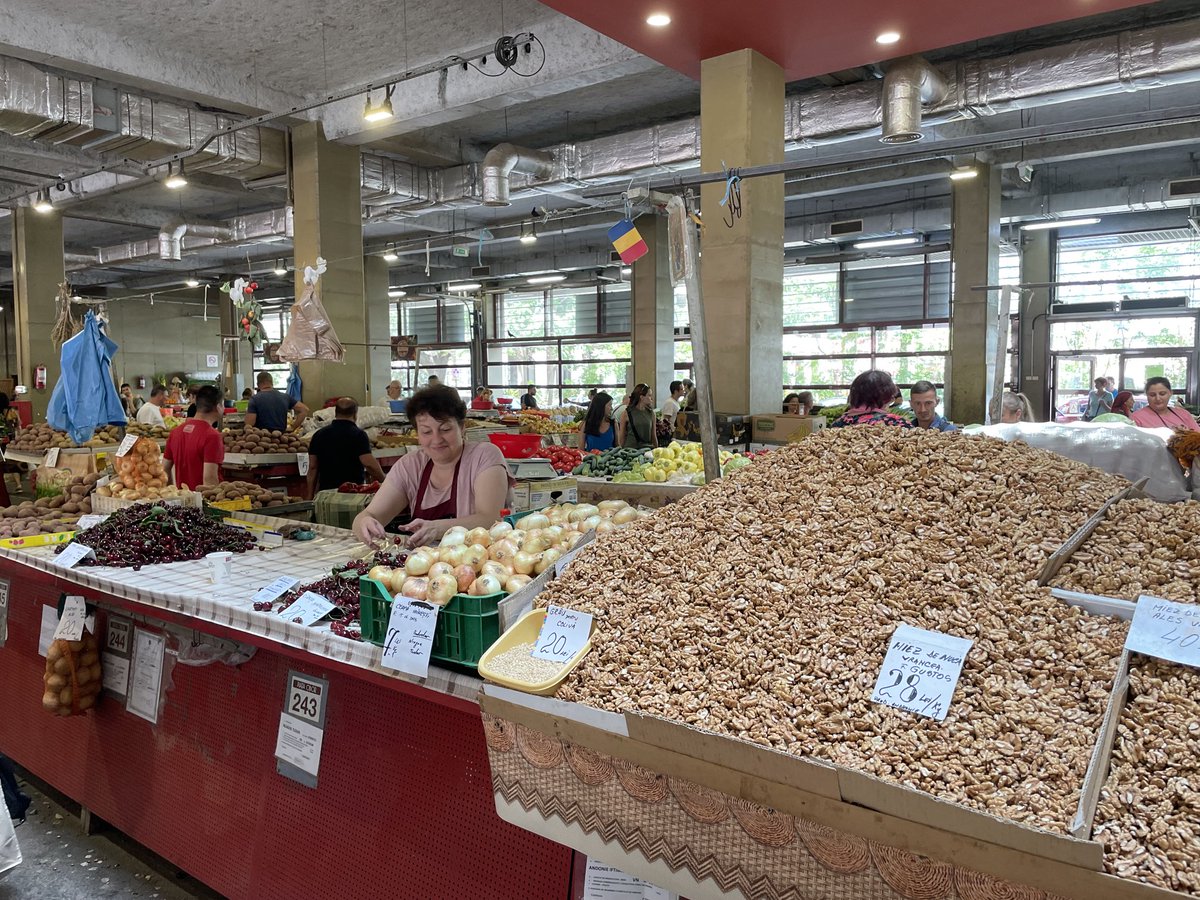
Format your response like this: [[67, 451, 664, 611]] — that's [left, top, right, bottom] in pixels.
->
[[245, 371, 309, 433], [118, 383, 142, 418], [520, 384, 539, 410], [617, 383, 658, 449], [306, 398, 385, 495], [1091, 390, 1136, 423], [351, 385, 510, 548], [163, 385, 224, 489], [909, 381, 957, 431], [998, 391, 1035, 423], [578, 392, 615, 452], [386, 380, 403, 401], [660, 380, 685, 432], [135, 384, 168, 427], [470, 386, 495, 410], [829, 371, 912, 428], [1082, 376, 1114, 421], [782, 392, 815, 416], [1130, 376, 1200, 431]]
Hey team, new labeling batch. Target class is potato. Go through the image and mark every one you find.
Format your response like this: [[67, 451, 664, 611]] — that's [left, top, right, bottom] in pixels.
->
[[67, 639, 84, 652], [76, 665, 92, 685], [59, 686, 73, 705], [47, 642, 62, 662], [89, 663, 102, 683], [46, 673, 66, 690], [56, 705, 72, 717], [53, 656, 71, 675], [42, 690, 59, 711], [77, 694, 96, 711], [80, 650, 98, 667]]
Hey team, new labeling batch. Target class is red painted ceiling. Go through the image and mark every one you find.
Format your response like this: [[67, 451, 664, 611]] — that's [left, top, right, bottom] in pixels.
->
[[539, 0, 1157, 82]]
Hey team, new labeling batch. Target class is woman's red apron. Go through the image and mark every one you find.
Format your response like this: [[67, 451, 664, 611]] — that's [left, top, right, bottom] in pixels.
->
[[411, 458, 462, 520]]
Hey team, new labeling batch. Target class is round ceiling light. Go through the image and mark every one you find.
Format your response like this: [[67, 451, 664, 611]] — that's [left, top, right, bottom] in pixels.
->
[[646, 13, 671, 27], [876, 31, 901, 45]]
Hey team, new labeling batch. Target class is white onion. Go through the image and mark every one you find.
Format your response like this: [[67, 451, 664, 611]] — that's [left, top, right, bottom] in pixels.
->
[[405, 550, 434, 576], [400, 576, 428, 601], [426, 573, 459, 606], [612, 507, 640, 526], [535, 548, 563, 575], [512, 550, 538, 575], [596, 520, 616, 535], [481, 560, 513, 582], [544, 525, 564, 542], [469, 574, 503, 596], [568, 504, 599, 523], [522, 513, 550, 531], [547, 509, 567, 526], [462, 543, 489, 570], [367, 565, 394, 587], [582, 514, 602, 532], [440, 527, 468, 547], [506, 574, 533, 592], [507, 529, 527, 549], [597, 500, 628, 515], [489, 539, 518, 565], [488, 520, 514, 543], [442, 544, 468, 567], [427, 561, 454, 579], [565, 531, 586, 549], [465, 527, 492, 548], [452, 564, 476, 593], [524, 533, 551, 555]]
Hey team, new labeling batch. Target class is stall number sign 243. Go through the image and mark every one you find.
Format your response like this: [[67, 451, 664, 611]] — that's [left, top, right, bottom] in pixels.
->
[[288, 676, 324, 723]]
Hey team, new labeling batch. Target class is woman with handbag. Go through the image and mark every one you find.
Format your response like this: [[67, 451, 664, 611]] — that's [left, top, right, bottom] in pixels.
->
[[617, 383, 658, 450]]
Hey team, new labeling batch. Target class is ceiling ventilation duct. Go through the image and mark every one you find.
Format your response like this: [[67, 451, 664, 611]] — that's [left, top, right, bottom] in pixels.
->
[[158, 222, 235, 260], [0, 57, 95, 142], [481, 143, 556, 207], [880, 56, 948, 144]]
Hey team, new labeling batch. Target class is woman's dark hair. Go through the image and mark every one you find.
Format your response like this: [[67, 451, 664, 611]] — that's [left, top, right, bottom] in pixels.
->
[[0, 392, 10, 412], [783, 392, 800, 412], [629, 383, 652, 408], [583, 392, 613, 436], [848, 370, 898, 410], [407, 384, 466, 425], [1146, 376, 1172, 392]]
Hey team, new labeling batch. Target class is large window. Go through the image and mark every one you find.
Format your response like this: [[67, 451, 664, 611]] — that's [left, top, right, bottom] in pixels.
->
[[1056, 232, 1200, 307], [391, 298, 472, 395]]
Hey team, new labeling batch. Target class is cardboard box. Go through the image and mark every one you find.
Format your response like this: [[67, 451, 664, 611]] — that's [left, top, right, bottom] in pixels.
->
[[674, 411, 749, 447], [750, 413, 826, 443], [512, 476, 578, 512]]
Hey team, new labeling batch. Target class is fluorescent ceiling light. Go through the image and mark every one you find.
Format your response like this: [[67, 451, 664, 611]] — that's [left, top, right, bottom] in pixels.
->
[[32, 189, 53, 213], [876, 31, 901, 45], [528, 274, 566, 285], [646, 13, 671, 27], [948, 168, 978, 181], [844, 297, 856, 303], [388, 288, 407, 298], [164, 160, 187, 189], [447, 282, 481, 292], [853, 236, 919, 249], [382, 244, 399, 262], [784, 239, 812, 248], [1020, 217, 1102, 231]]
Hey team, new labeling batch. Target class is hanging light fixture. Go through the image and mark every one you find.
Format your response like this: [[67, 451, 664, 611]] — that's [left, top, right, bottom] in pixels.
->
[[164, 159, 188, 190], [185, 274, 200, 287], [382, 243, 399, 262], [32, 189, 54, 213], [363, 85, 396, 123], [519, 221, 538, 244], [273, 259, 288, 275]]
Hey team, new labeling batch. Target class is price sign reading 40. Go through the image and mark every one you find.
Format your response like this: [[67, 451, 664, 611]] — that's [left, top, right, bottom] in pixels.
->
[[1126, 595, 1200, 668]]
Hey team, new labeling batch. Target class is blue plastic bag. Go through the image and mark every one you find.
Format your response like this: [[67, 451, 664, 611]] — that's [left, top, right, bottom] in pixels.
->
[[47, 311, 127, 444], [286, 364, 303, 404]]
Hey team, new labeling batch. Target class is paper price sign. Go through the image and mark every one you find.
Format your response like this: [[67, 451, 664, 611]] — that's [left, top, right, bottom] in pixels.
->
[[381, 598, 438, 679], [115, 434, 139, 457], [531, 604, 593, 664], [253, 576, 300, 604], [277, 591, 336, 627], [870, 623, 973, 722], [53, 542, 95, 570], [296, 453, 310, 476], [43, 447, 60, 467], [1126, 595, 1200, 668], [52, 596, 87, 641], [76, 514, 109, 531]]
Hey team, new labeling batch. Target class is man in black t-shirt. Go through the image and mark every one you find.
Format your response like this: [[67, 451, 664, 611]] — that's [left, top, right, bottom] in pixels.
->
[[306, 398, 386, 494]]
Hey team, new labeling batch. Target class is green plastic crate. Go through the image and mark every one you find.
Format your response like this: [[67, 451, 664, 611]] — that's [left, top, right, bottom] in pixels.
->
[[359, 576, 505, 669]]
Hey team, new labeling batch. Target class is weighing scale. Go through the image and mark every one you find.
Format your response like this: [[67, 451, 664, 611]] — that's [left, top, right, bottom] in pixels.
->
[[506, 458, 557, 479]]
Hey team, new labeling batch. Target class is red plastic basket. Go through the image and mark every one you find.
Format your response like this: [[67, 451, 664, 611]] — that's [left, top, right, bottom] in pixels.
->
[[488, 433, 544, 458]]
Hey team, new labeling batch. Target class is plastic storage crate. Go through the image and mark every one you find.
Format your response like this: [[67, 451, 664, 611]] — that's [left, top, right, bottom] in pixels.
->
[[359, 576, 505, 669]]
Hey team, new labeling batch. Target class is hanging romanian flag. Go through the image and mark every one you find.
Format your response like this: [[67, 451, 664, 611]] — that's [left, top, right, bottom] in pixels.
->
[[608, 218, 648, 264]]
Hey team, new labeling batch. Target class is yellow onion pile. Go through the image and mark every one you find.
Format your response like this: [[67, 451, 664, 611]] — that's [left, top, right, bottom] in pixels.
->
[[366, 500, 649, 607]]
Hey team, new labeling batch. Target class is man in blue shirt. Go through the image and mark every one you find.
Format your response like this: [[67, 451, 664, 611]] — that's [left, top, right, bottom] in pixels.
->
[[909, 380, 957, 432], [245, 371, 309, 432]]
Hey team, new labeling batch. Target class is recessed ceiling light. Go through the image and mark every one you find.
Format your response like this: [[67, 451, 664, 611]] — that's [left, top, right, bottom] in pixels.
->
[[447, 282, 481, 292], [528, 274, 566, 285], [876, 31, 901, 45], [646, 12, 671, 27], [1020, 217, 1101, 231], [853, 236, 919, 250], [948, 167, 978, 181]]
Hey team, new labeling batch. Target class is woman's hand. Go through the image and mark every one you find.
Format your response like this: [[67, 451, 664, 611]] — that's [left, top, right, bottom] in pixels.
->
[[399, 518, 450, 548], [352, 511, 388, 547]]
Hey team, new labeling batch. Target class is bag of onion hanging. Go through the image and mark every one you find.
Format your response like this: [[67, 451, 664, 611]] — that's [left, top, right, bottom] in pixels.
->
[[42, 629, 102, 717]]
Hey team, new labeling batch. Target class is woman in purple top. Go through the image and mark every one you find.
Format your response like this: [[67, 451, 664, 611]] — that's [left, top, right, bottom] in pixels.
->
[[830, 370, 912, 429], [352, 386, 512, 548]]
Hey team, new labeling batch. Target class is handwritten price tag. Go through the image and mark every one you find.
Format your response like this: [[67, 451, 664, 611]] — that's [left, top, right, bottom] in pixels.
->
[[1126, 595, 1200, 667], [43, 447, 60, 467], [870, 623, 973, 722], [277, 591, 336, 626], [381, 598, 438, 679], [76, 514, 109, 531], [53, 542, 95, 569], [253, 576, 300, 604], [115, 434, 139, 457], [53, 596, 87, 641], [296, 453, 310, 476], [531, 604, 593, 664]]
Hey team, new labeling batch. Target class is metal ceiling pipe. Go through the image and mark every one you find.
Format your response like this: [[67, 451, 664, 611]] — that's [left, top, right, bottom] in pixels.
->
[[880, 56, 949, 145], [158, 222, 234, 260], [481, 143, 555, 207], [82, 208, 292, 268]]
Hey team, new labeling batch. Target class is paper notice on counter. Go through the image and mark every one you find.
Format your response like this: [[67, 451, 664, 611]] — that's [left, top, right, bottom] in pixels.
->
[[870, 623, 973, 722], [1126, 594, 1200, 668], [583, 858, 675, 900], [102, 655, 131, 697], [296, 453, 310, 476], [43, 447, 59, 468], [531, 604, 592, 664], [38, 605, 58, 657], [274, 712, 324, 778], [252, 576, 300, 605], [276, 591, 336, 627], [126, 628, 166, 724], [53, 542, 94, 570], [380, 598, 438, 679], [52, 596, 86, 641]]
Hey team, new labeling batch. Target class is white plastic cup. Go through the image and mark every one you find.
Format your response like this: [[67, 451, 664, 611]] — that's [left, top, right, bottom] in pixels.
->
[[206, 551, 233, 584]]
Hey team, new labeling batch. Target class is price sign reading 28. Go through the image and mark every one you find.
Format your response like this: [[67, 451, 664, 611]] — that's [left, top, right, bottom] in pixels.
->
[[871, 623, 973, 722]]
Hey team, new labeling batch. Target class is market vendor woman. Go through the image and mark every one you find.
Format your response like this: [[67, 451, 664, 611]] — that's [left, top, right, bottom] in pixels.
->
[[352, 385, 511, 548]]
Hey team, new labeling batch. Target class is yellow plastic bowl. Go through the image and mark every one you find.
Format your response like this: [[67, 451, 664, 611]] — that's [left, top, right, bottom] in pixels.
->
[[477, 608, 594, 696]]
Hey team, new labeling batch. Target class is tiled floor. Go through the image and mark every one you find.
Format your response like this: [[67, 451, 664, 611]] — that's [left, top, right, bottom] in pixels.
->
[[1, 777, 219, 900]]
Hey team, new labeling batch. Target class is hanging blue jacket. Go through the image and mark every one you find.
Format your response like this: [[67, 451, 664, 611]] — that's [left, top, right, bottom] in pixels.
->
[[286, 364, 303, 404], [48, 311, 127, 444]]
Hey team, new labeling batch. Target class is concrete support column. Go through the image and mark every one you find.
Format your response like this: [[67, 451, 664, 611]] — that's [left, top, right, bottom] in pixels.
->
[[363, 254, 393, 402], [1018, 231, 1052, 420], [291, 122, 368, 406], [699, 49, 784, 415], [631, 214, 675, 399], [948, 164, 1002, 424], [13, 208, 65, 420]]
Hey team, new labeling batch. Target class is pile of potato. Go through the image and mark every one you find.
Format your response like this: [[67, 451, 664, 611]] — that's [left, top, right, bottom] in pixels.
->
[[197, 481, 296, 508], [43, 631, 102, 716], [80, 424, 123, 447], [223, 427, 308, 454], [9, 422, 75, 452], [0, 473, 100, 537], [126, 422, 172, 439], [370, 431, 416, 448]]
